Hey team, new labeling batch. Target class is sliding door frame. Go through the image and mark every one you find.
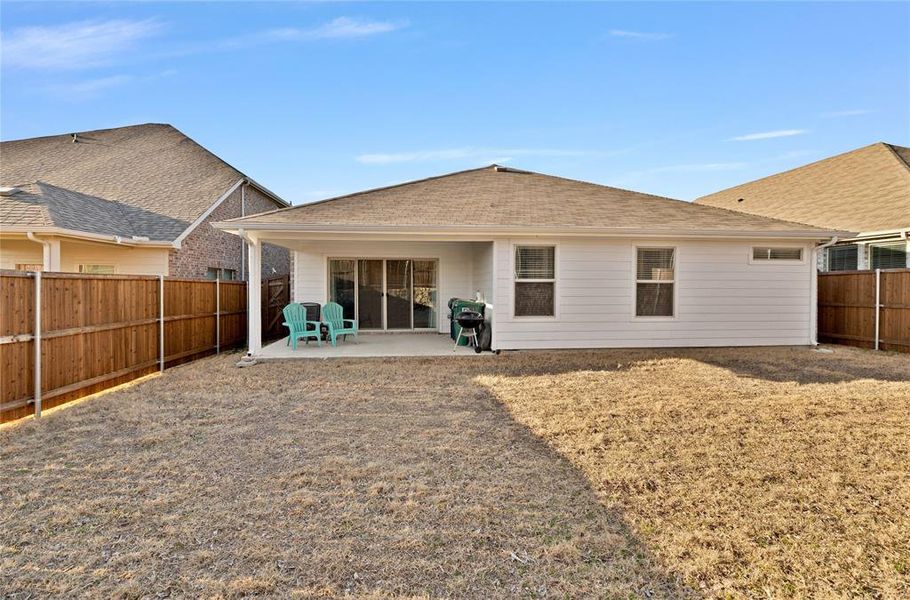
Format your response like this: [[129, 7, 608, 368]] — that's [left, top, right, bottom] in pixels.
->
[[327, 257, 439, 331]]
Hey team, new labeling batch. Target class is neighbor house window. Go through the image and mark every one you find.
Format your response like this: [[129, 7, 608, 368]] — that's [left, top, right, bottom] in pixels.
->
[[752, 247, 803, 261], [636, 248, 675, 317], [205, 267, 237, 280], [514, 245, 555, 317], [870, 242, 908, 270], [16, 263, 42, 272], [79, 264, 115, 274], [826, 244, 858, 271]]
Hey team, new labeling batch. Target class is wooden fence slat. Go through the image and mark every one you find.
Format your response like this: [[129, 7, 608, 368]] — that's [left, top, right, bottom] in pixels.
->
[[0, 270, 273, 423], [818, 268, 910, 353]]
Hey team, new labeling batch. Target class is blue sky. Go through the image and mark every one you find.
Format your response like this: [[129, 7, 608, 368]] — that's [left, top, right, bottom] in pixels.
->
[[1, 2, 908, 204]]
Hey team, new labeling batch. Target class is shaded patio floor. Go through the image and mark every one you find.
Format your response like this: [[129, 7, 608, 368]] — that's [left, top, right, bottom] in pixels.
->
[[257, 332, 485, 359]]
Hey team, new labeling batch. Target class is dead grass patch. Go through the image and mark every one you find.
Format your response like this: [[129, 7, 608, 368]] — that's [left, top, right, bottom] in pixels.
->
[[477, 346, 910, 598], [1, 345, 907, 598]]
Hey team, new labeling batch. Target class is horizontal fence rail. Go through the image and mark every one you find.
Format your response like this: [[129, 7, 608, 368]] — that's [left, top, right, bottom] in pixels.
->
[[818, 268, 910, 353], [0, 271, 250, 423]]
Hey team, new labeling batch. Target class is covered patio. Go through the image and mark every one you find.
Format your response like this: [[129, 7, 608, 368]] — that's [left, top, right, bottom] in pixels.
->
[[257, 332, 485, 359]]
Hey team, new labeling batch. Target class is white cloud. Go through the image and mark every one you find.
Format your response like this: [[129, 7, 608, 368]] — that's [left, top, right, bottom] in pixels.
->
[[729, 129, 808, 141], [225, 17, 405, 50], [356, 147, 603, 165], [44, 70, 176, 99], [608, 29, 673, 40], [820, 109, 872, 118], [305, 17, 405, 39], [1, 19, 162, 69]]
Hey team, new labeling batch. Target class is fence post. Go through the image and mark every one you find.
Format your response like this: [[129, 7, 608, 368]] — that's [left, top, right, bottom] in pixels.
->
[[159, 275, 165, 371], [33, 271, 42, 418], [215, 278, 221, 355], [874, 268, 881, 351]]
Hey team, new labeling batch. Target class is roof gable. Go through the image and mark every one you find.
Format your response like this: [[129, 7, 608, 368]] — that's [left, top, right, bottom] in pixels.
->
[[695, 143, 910, 233], [0, 124, 284, 241], [224, 165, 834, 235]]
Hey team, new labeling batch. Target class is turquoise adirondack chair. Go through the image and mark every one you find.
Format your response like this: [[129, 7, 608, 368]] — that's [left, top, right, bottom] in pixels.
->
[[282, 303, 322, 349], [322, 302, 358, 346]]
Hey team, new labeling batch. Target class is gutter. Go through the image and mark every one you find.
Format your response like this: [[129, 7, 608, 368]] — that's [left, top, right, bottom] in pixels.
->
[[16, 227, 172, 247], [211, 221, 848, 241]]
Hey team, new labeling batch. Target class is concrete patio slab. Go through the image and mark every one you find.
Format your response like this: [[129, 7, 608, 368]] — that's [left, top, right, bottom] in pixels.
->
[[256, 332, 487, 359]]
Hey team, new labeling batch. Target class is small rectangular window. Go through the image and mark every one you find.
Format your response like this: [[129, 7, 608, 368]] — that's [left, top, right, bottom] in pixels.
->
[[636, 248, 675, 317], [826, 245, 858, 271], [206, 267, 237, 280], [870, 243, 907, 270], [16, 263, 43, 272], [79, 264, 115, 274], [514, 246, 555, 316], [752, 247, 803, 261]]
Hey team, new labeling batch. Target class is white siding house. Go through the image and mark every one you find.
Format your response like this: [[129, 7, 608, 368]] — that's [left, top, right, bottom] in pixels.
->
[[214, 165, 845, 355]]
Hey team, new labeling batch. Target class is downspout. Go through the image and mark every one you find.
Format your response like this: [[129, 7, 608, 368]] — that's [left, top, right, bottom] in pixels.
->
[[26, 232, 51, 271], [811, 236, 839, 346]]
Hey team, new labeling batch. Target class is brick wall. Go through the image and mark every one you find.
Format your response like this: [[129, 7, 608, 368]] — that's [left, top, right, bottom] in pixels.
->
[[168, 184, 290, 280]]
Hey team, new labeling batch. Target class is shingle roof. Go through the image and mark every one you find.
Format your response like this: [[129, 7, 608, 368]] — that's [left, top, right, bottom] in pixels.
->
[[225, 165, 835, 235], [0, 123, 276, 241], [695, 142, 910, 233], [0, 181, 186, 240]]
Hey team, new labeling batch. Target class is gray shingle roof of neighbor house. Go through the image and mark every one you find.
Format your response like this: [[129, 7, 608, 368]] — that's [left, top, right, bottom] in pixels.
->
[[695, 142, 910, 234], [0, 181, 187, 241], [0, 123, 288, 242], [221, 165, 839, 236]]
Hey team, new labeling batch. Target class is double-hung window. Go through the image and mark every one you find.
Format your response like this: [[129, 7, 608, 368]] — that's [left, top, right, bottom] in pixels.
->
[[514, 245, 555, 317], [636, 248, 675, 317]]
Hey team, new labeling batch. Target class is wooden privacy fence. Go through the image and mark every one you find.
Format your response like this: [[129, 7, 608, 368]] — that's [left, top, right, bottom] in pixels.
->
[[818, 268, 910, 353], [0, 271, 248, 423], [262, 274, 290, 342]]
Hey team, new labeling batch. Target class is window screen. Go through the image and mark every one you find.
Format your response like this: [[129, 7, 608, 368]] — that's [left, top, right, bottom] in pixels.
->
[[826, 245, 858, 271], [871, 243, 907, 270], [636, 248, 675, 317], [752, 247, 803, 261], [514, 246, 555, 316]]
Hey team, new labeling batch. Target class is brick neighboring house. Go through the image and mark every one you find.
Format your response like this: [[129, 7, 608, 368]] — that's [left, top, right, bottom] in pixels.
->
[[0, 123, 290, 280], [696, 142, 910, 271]]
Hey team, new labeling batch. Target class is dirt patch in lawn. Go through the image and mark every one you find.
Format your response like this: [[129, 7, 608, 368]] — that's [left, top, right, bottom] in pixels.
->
[[478, 346, 910, 598], [1, 345, 907, 598]]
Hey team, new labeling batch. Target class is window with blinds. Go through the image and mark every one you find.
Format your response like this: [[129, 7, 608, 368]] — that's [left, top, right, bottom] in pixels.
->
[[870, 243, 908, 270], [826, 245, 858, 271], [752, 247, 803, 261], [636, 248, 675, 317], [78, 264, 115, 274], [514, 245, 555, 316]]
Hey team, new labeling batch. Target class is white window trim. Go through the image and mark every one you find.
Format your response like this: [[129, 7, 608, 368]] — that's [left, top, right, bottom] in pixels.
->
[[511, 242, 558, 320], [748, 245, 806, 265], [632, 245, 677, 320]]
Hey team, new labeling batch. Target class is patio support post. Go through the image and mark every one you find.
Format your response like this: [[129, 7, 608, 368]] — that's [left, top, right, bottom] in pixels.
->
[[247, 235, 262, 355], [33, 271, 42, 418]]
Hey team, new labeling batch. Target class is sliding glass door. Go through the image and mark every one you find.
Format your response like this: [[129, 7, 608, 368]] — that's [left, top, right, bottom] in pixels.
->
[[328, 258, 437, 330]]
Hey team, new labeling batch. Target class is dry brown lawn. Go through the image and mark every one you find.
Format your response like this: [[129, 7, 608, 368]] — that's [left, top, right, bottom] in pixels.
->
[[1, 345, 908, 599]]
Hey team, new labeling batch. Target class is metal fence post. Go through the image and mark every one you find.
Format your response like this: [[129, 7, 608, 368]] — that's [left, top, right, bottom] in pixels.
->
[[159, 275, 165, 371], [874, 268, 881, 351], [33, 271, 42, 418], [215, 278, 221, 355]]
